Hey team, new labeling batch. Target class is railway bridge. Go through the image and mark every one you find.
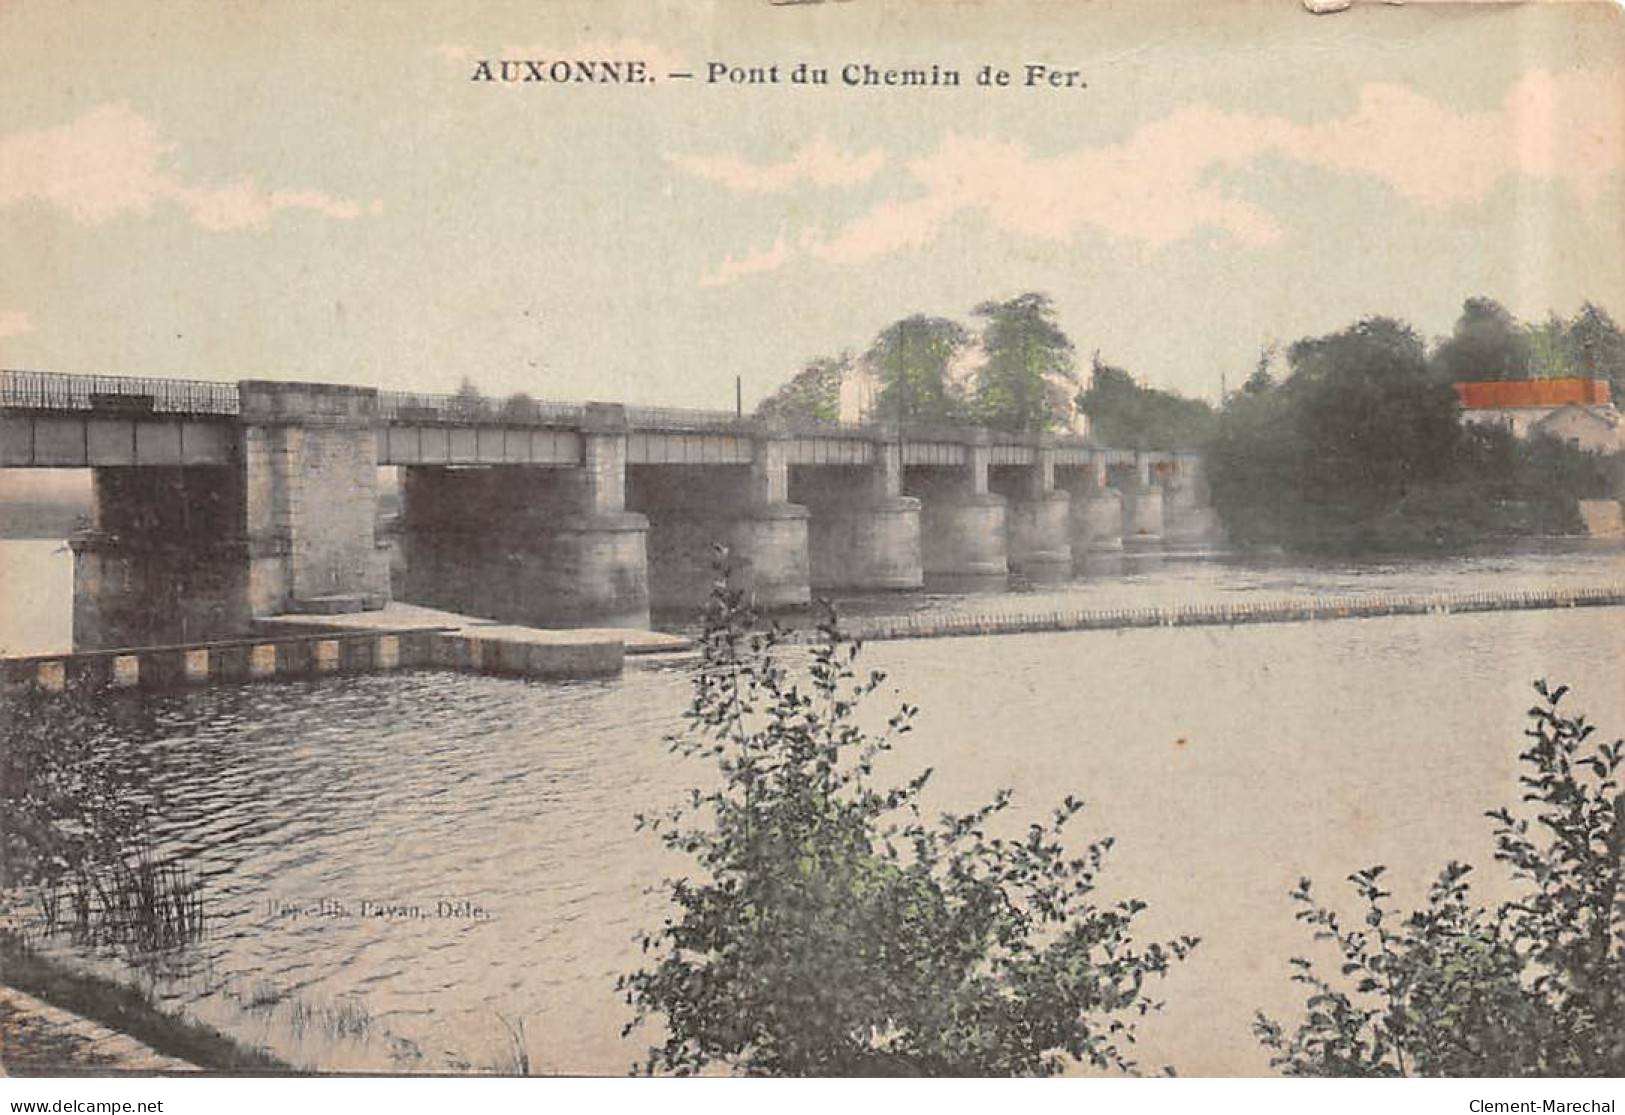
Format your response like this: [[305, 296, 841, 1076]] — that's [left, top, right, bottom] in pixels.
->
[[0, 372, 1217, 649]]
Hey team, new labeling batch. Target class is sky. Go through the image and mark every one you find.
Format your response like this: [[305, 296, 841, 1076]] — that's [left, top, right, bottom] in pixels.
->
[[0, 0, 1621, 410]]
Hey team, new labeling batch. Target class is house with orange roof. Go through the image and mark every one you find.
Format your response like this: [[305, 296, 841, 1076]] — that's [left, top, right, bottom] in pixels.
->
[[1453, 377, 1621, 452]]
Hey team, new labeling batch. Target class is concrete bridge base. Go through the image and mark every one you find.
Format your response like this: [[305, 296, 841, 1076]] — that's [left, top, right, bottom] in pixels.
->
[[791, 462, 924, 593], [803, 497, 924, 592], [1072, 491, 1125, 552], [1164, 506, 1225, 545], [72, 537, 253, 650], [627, 462, 812, 611], [241, 382, 390, 619], [1121, 486, 1165, 547], [643, 503, 811, 611], [70, 465, 256, 650], [1006, 490, 1072, 579], [919, 493, 1008, 580], [397, 466, 652, 629]]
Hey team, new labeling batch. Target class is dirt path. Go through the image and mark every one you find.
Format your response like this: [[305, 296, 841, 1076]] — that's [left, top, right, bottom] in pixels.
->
[[0, 987, 196, 1076]]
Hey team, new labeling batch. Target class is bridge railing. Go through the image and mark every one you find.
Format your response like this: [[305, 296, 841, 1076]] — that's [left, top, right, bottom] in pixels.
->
[[0, 371, 1133, 457], [624, 404, 756, 432], [774, 417, 1097, 446], [376, 389, 584, 426], [1, 370, 240, 416]]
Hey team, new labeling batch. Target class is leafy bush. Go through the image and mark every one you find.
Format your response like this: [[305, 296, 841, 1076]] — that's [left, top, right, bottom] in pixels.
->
[[619, 575, 1197, 1076], [1255, 681, 1624, 1076]]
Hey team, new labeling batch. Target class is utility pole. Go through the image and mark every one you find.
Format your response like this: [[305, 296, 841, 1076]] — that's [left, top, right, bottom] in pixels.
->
[[897, 321, 909, 459], [735, 375, 742, 418]]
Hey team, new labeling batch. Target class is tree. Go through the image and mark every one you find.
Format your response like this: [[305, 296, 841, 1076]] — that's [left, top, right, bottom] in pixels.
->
[[1242, 345, 1278, 396], [1076, 354, 1216, 450], [1431, 297, 1531, 383], [865, 315, 970, 427], [1567, 302, 1625, 404], [1525, 314, 1579, 380], [970, 293, 1077, 433], [501, 392, 542, 422], [755, 354, 849, 426], [1287, 317, 1461, 506], [619, 572, 1197, 1076], [450, 375, 488, 421], [1256, 681, 1624, 1076], [1209, 317, 1469, 550]]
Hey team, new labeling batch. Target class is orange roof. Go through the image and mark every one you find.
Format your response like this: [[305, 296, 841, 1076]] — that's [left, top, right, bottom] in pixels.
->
[[1453, 378, 1612, 410]]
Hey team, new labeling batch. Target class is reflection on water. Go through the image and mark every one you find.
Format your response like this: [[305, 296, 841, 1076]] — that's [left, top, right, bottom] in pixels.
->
[[4, 605, 1623, 1074], [6, 537, 1624, 655], [676, 539, 1625, 629]]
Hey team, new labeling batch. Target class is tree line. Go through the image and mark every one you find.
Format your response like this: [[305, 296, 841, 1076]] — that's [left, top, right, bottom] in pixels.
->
[[756, 291, 1219, 448], [1433, 298, 1625, 400], [755, 292, 1082, 435], [1209, 302, 1623, 553]]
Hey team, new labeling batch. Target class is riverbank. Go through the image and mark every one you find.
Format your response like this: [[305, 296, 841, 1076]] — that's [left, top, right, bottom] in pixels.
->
[[0, 933, 289, 1075]]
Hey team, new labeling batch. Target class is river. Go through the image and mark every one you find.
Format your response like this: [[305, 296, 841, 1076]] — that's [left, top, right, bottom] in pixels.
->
[[2, 538, 1623, 1075]]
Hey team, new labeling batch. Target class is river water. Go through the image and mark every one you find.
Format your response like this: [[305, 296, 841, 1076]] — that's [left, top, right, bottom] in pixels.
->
[[2, 538, 1624, 1075]]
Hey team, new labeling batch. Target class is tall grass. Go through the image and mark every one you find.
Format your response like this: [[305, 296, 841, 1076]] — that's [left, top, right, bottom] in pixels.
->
[[36, 845, 204, 951]]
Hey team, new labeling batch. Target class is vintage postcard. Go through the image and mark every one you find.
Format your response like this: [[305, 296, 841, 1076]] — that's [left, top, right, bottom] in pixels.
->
[[1, 0, 1623, 1091]]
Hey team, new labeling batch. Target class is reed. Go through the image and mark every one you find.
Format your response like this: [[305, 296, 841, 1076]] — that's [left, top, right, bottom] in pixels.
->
[[38, 845, 205, 951]]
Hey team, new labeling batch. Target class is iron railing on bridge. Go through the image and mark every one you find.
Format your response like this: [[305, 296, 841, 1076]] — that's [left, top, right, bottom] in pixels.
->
[[0, 371, 1126, 452], [1, 370, 240, 416], [624, 404, 761, 432]]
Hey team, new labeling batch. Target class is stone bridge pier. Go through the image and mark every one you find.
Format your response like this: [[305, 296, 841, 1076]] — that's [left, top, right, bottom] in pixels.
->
[[73, 381, 392, 650], [397, 404, 650, 628], [72, 466, 252, 649], [907, 433, 1007, 585], [1161, 451, 1222, 545], [990, 441, 1071, 580], [789, 436, 923, 593], [1117, 453, 1165, 546], [1057, 453, 1124, 553], [627, 424, 810, 612], [242, 382, 390, 617]]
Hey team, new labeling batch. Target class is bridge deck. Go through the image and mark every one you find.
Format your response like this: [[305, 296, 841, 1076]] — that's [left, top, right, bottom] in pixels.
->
[[2, 370, 1189, 469]]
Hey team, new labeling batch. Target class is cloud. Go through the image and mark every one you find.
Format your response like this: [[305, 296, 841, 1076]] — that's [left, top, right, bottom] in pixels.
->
[[0, 310, 31, 339], [669, 135, 885, 193], [0, 104, 378, 230], [695, 68, 1622, 284], [700, 236, 793, 288], [1280, 71, 1622, 208]]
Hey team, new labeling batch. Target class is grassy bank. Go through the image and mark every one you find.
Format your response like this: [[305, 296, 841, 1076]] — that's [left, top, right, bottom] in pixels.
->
[[0, 931, 292, 1074]]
